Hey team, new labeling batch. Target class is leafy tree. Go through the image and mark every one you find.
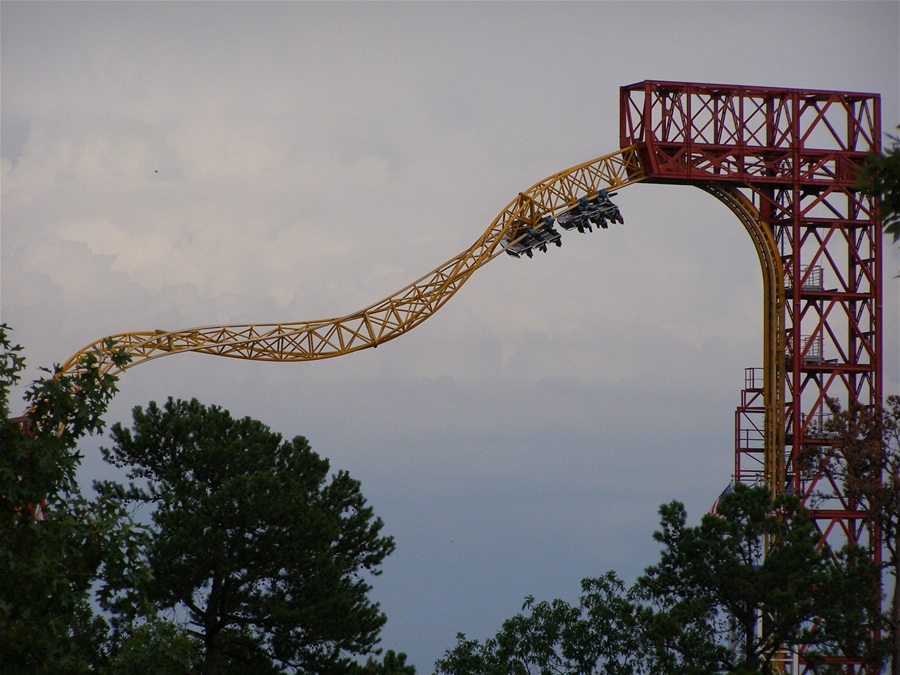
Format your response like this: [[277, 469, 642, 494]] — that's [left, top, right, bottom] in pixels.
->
[[96, 397, 398, 674], [98, 617, 201, 674], [814, 397, 900, 675], [436, 485, 882, 675], [358, 649, 418, 674], [636, 484, 881, 673], [434, 571, 639, 675], [857, 126, 900, 242], [0, 323, 132, 673]]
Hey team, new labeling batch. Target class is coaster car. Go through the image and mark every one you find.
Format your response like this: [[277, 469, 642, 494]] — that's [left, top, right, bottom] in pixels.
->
[[505, 216, 562, 258], [557, 190, 624, 233]]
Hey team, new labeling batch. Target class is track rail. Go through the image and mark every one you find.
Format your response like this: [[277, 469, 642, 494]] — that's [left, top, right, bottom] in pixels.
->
[[696, 183, 785, 492], [58, 146, 645, 377], [55, 147, 789, 497]]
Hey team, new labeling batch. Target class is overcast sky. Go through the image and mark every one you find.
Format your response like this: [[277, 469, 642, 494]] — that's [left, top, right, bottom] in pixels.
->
[[2, 1, 899, 670]]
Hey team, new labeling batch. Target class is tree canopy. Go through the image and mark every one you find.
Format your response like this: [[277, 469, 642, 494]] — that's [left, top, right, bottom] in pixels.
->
[[814, 397, 900, 675], [96, 397, 398, 674], [635, 484, 881, 673], [857, 127, 900, 242], [0, 324, 132, 673], [435, 484, 883, 675]]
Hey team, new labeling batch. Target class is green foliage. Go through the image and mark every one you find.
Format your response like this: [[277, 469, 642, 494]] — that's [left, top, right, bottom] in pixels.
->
[[434, 572, 638, 675], [0, 324, 133, 673], [820, 397, 900, 561], [96, 397, 398, 674], [436, 485, 882, 675], [636, 484, 881, 673], [857, 127, 900, 242], [358, 649, 418, 674], [107, 619, 202, 674], [817, 397, 900, 675]]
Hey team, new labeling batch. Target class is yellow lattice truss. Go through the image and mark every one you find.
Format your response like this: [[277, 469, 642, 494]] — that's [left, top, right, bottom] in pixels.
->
[[59, 146, 645, 377], [57, 145, 789, 494]]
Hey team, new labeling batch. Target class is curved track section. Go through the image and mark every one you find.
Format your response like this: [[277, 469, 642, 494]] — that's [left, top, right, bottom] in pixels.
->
[[696, 183, 785, 492], [59, 146, 645, 377]]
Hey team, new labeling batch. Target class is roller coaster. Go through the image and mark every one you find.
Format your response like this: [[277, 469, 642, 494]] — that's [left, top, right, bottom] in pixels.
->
[[57, 148, 641, 371], [46, 81, 885, 673]]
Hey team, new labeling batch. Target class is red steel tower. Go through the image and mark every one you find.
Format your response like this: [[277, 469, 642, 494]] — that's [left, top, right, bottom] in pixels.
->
[[621, 80, 883, 672]]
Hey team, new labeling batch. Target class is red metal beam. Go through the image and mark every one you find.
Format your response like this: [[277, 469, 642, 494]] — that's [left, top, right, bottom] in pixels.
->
[[621, 80, 883, 674]]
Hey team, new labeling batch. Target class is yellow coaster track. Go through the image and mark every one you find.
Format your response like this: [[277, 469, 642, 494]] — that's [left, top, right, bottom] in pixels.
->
[[53, 143, 787, 494], [697, 184, 785, 492], [59, 146, 645, 377]]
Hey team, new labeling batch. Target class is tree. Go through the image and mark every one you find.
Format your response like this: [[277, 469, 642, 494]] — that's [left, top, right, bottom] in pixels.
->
[[434, 571, 639, 675], [358, 649, 418, 675], [96, 397, 398, 674], [0, 323, 132, 673], [105, 618, 201, 674], [435, 485, 882, 675], [857, 126, 900, 242], [635, 484, 881, 673], [816, 396, 900, 675]]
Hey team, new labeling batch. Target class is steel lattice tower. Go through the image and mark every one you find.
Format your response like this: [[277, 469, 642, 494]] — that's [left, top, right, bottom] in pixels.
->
[[621, 80, 883, 673]]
